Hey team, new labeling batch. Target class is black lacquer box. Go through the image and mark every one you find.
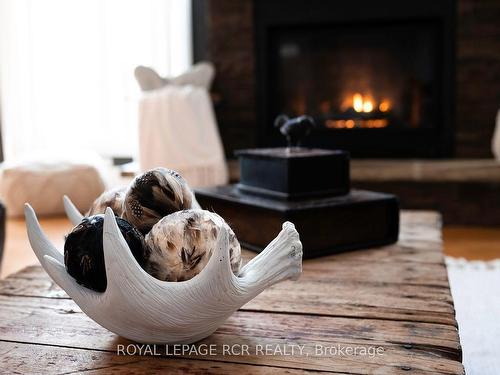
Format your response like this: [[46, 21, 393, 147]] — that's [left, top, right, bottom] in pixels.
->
[[236, 148, 350, 200]]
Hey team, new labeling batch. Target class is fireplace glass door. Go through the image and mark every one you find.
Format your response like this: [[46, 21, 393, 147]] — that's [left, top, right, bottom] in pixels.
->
[[270, 21, 440, 131]]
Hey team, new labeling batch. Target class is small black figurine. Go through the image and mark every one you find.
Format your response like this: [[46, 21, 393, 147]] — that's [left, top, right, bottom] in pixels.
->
[[274, 114, 316, 148]]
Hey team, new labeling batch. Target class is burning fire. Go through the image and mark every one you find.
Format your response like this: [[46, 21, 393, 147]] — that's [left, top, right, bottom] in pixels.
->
[[288, 92, 392, 129], [353, 93, 374, 113], [352, 93, 364, 112], [379, 100, 390, 112], [324, 93, 391, 129], [326, 119, 388, 129], [352, 93, 388, 113]]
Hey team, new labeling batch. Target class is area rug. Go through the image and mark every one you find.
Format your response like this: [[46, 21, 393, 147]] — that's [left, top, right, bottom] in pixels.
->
[[446, 257, 500, 375]]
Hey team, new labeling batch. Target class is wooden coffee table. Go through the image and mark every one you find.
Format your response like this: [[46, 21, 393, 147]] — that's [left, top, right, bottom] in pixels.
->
[[0, 212, 464, 374]]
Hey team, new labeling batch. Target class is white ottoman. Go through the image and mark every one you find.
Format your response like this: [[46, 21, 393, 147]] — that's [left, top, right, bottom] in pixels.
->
[[0, 160, 105, 218]]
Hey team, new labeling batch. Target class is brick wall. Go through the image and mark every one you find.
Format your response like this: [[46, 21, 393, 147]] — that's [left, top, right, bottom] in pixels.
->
[[456, 0, 500, 157], [204, 0, 256, 156]]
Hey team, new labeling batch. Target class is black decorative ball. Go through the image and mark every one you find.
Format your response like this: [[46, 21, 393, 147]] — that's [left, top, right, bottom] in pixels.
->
[[64, 215, 150, 292]]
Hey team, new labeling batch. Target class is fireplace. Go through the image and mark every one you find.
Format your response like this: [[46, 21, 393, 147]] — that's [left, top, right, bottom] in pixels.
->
[[254, 0, 455, 157]]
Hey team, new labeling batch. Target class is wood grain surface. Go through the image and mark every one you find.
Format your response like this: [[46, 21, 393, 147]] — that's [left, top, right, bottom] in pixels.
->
[[0, 211, 464, 374]]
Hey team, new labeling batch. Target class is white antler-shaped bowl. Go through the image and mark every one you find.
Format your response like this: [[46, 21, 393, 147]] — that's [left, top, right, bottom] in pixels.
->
[[25, 198, 303, 344]]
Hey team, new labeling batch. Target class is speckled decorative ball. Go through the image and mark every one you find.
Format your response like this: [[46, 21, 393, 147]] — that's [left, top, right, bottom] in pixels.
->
[[122, 168, 194, 235], [145, 209, 241, 282], [87, 186, 126, 217], [64, 215, 150, 292]]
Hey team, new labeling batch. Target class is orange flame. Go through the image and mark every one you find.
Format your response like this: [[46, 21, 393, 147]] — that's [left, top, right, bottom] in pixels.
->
[[352, 93, 375, 113]]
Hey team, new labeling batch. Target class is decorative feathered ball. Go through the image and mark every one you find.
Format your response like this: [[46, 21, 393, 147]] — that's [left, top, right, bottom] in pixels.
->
[[122, 168, 194, 235], [65, 168, 240, 289], [145, 209, 241, 282], [64, 215, 150, 292], [87, 186, 126, 216]]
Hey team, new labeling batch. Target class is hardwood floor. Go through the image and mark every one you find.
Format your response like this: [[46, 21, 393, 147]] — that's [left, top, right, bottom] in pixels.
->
[[443, 227, 500, 261], [0, 216, 72, 279], [1, 215, 500, 279]]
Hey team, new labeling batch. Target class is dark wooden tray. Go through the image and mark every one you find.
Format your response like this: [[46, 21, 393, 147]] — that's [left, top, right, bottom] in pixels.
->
[[195, 185, 399, 258]]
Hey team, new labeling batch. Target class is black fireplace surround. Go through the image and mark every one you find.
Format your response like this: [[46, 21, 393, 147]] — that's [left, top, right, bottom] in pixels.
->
[[255, 0, 455, 157]]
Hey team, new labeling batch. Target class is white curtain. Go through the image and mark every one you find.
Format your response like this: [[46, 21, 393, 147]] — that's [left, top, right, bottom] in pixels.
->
[[0, 0, 191, 161]]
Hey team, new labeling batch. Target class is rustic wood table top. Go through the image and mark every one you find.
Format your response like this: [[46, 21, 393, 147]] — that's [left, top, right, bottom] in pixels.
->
[[0, 211, 463, 374]]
